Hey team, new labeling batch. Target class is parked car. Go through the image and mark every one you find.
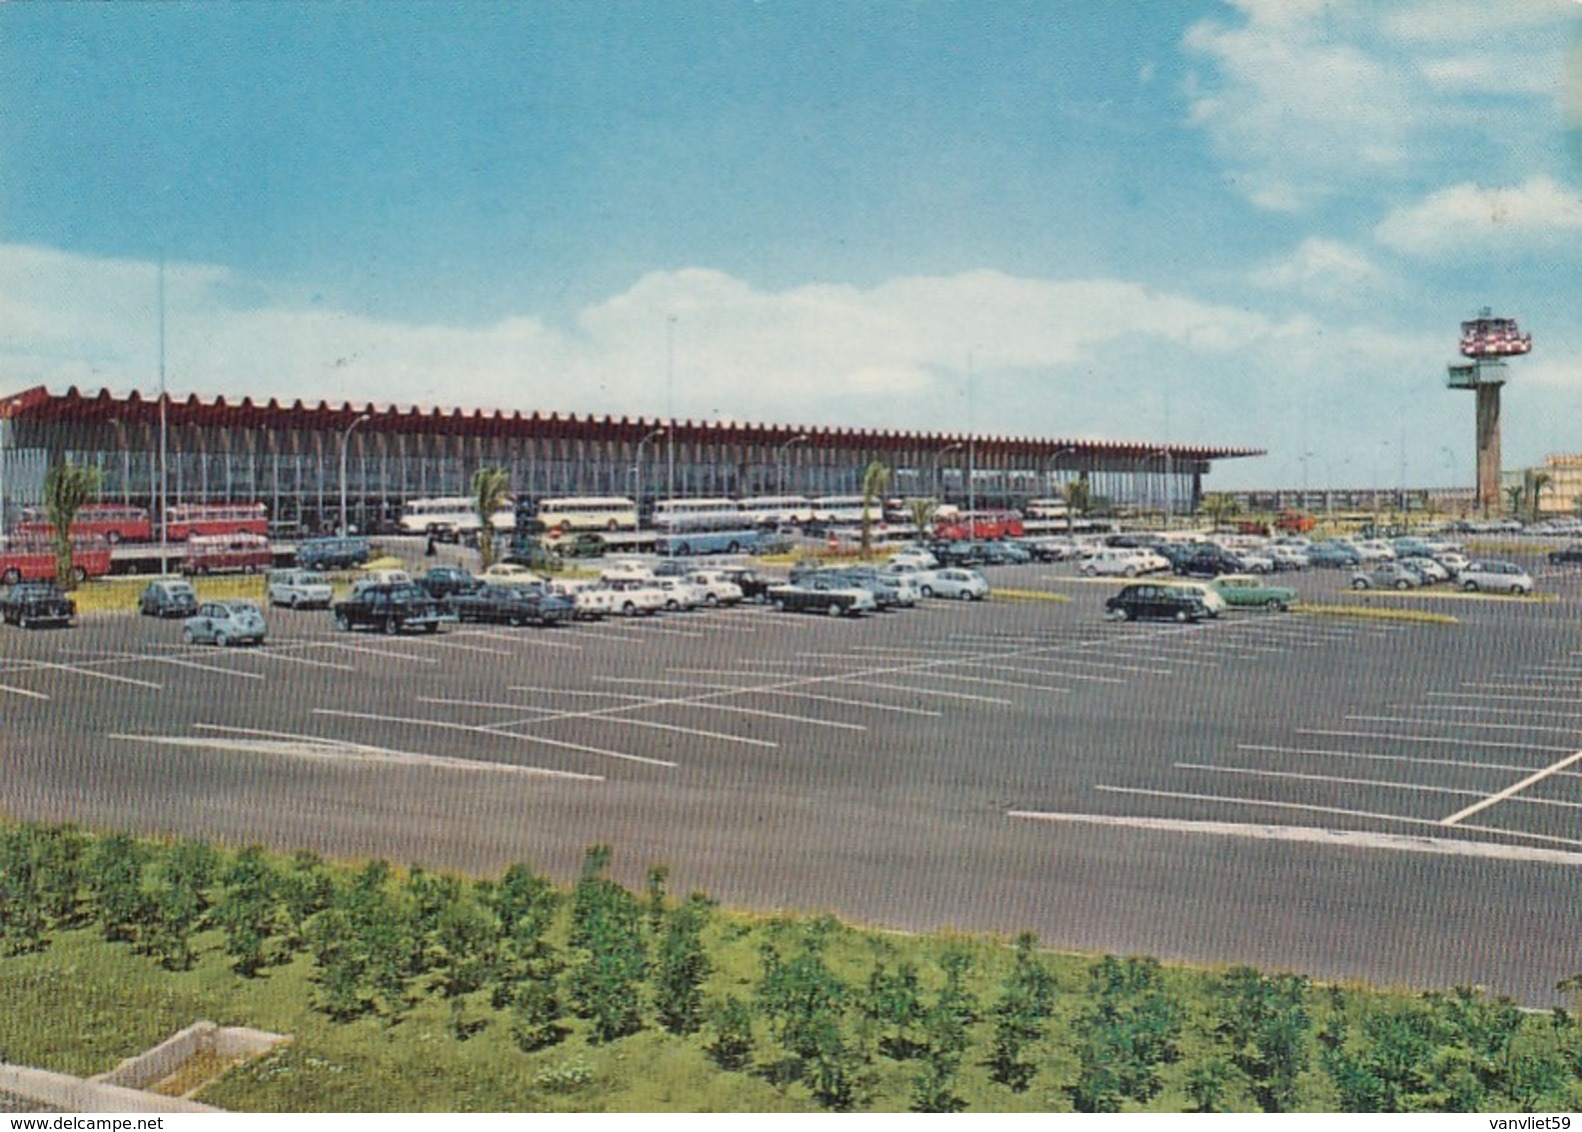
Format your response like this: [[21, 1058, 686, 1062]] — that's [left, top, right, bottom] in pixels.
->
[[267, 568, 335, 609], [448, 583, 574, 626], [684, 570, 746, 606], [1174, 549, 1247, 578], [1397, 555, 1449, 583], [1433, 551, 1471, 577], [650, 576, 706, 611], [296, 535, 371, 571], [929, 568, 990, 601], [1350, 562, 1422, 590], [546, 579, 615, 620], [1459, 561, 1535, 595], [1081, 548, 1158, 578], [416, 566, 482, 600], [828, 566, 917, 609], [182, 600, 267, 646], [1105, 583, 1211, 623], [1209, 574, 1298, 611], [881, 560, 940, 595], [1268, 545, 1311, 571], [138, 578, 199, 618], [1548, 544, 1582, 566], [1, 581, 76, 628], [333, 583, 448, 634], [1308, 542, 1362, 568], [550, 532, 609, 559], [718, 566, 774, 602], [1161, 581, 1226, 617], [767, 578, 878, 616], [605, 578, 667, 616], [481, 563, 542, 588], [601, 558, 657, 583]]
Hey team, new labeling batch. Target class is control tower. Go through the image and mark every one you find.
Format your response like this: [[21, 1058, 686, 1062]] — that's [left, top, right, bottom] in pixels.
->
[[1447, 309, 1532, 514]]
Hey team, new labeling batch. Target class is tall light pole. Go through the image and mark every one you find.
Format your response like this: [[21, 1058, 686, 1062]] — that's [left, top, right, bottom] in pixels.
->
[[1040, 445, 1079, 498], [666, 315, 677, 505], [158, 254, 169, 576], [930, 442, 964, 503], [0, 397, 13, 540], [775, 434, 808, 495], [633, 427, 665, 516], [339, 413, 371, 535]]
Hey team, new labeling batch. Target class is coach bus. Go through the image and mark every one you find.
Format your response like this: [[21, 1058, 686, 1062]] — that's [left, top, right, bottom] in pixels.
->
[[16, 503, 154, 545], [398, 496, 515, 536], [934, 509, 1025, 541], [0, 536, 113, 586], [651, 498, 744, 531], [164, 502, 269, 541], [518, 496, 639, 534]]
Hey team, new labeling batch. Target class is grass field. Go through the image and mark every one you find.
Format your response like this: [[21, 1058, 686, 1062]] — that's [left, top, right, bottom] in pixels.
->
[[4, 827, 1581, 1113]]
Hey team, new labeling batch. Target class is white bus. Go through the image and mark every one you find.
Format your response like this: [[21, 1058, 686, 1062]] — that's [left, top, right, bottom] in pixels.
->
[[739, 495, 813, 526], [399, 497, 515, 535], [525, 496, 640, 533], [1025, 498, 1071, 520], [651, 497, 744, 531], [811, 495, 870, 524]]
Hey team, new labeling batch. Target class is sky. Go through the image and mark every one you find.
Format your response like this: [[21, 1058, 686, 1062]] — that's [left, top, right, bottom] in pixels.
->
[[2, 0, 1580, 489]]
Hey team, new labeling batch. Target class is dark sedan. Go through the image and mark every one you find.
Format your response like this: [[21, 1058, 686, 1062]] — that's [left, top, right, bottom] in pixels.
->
[[1105, 583, 1210, 623], [447, 584, 574, 627], [1, 582, 77, 628], [416, 566, 482, 600], [1174, 550, 1246, 578], [1549, 544, 1582, 566]]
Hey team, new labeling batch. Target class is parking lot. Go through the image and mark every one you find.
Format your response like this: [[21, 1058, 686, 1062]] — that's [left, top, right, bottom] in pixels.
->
[[6, 548, 1582, 1002]]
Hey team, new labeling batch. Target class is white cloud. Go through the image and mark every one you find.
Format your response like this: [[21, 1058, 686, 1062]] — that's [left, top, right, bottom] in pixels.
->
[[1181, 0, 1577, 211], [1251, 238, 1385, 299], [1375, 175, 1582, 257]]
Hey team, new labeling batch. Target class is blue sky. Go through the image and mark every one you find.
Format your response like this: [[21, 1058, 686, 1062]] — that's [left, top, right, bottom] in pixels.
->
[[2, 1, 1579, 489]]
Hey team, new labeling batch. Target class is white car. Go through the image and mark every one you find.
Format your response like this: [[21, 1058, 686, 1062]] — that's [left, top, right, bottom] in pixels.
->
[[650, 577, 706, 611], [267, 568, 334, 610], [1434, 551, 1471, 577], [482, 563, 544, 588], [1399, 555, 1449, 583], [1458, 561, 1534, 595], [684, 570, 745, 606], [605, 579, 666, 616], [1269, 545, 1311, 570], [547, 578, 615, 620], [881, 560, 940, 595], [930, 568, 990, 601], [1080, 549, 1157, 578], [888, 548, 939, 569], [1353, 540, 1396, 562], [601, 557, 656, 583]]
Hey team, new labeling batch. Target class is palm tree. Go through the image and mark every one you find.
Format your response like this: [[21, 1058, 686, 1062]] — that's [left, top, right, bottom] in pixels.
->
[[1528, 470, 1553, 523], [906, 497, 937, 541], [43, 462, 104, 590], [1061, 475, 1090, 535], [471, 467, 511, 572], [859, 460, 890, 560], [1505, 484, 1525, 518]]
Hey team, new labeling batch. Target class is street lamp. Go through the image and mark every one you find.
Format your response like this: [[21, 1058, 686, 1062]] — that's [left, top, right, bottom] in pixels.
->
[[339, 413, 371, 535], [632, 427, 666, 514], [1040, 445, 1080, 498], [775, 434, 808, 495], [930, 442, 964, 503]]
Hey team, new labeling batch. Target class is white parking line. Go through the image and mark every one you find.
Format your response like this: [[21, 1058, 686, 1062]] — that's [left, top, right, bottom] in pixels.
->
[[1177, 761, 1485, 801], [1405, 704, 1582, 723], [761, 690, 943, 717], [1008, 809, 1582, 865], [1088, 645, 1221, 668], [0, 683, 50, 700], [1428, 691, 1574, 705], [1346, 714, 1582, 737], [1442, 748, 1582, 826], [595, 675, 742, 692], [464, 626, 587, 648], [908, 671, 1070, 694], [181, 723, 604, 782], [312, 708, 677, 768], [862, 681, 1013, 705], [122, 650, 268, 680], [419, 639, 516, 656], [417, 696, 563, 716], [601, 716, 779, 748], [957, 660, 1124, 684], [216, 645, 357, 672], [507, 685, 650, 699], [603, 621, 706, 639], [558, 626, 645, 644], [688, 702, 867, 731], [1299, 728, 1576, 753], [23, 661, 162, 689], [1237, 743, 1573, 779], [1463, 679, 1582, 693], [309, 641, 441, 664]]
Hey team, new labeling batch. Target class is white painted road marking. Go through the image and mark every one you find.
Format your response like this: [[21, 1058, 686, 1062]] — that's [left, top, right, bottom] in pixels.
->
[[1442, 748, 1582, 826], [312, 708, 677, 768]]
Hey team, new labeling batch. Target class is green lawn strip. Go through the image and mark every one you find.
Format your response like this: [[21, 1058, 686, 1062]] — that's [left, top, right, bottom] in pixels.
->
[[988, 589, 1071, 604], [3, 826, 1581, 1112], [1296, 604, 1459, 625]]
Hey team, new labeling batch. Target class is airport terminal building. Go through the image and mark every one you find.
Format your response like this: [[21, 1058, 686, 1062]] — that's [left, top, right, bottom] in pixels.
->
[[0, 385, 1263, 535]]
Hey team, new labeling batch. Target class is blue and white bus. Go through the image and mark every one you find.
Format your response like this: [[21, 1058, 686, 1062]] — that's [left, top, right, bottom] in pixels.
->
[[655, 528, 766, 556]]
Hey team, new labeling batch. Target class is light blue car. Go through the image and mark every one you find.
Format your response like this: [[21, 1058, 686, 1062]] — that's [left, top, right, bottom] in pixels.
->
[[183, 600, 268, 647]]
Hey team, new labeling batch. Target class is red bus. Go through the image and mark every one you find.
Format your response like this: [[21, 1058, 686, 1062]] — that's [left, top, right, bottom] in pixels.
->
[[181, 533, 274, 576], [16, 503, 154, 545], [165, 502, 269, 541], [0, 536, 114, 586], [934, 510, 1025, 541]]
